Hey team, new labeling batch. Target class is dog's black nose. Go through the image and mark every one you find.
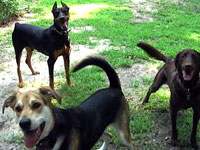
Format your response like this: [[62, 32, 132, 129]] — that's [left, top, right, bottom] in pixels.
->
[[19, 118, 31, 131], [59, 17, 65, 22]]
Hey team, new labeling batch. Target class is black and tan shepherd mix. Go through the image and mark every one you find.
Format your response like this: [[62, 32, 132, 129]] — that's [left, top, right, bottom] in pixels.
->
[[3, 56, 134, 150], [137, 42, 200, 149], [12, 2, 71, 89]]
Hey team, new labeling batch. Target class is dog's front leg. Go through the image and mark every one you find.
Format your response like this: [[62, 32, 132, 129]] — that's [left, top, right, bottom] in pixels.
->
[[63, 46, 73, 87], [170, 108, 178, 147], [191, 107, 200, 149], [142, 68, 166, 105], [48, 57, 57, 90]]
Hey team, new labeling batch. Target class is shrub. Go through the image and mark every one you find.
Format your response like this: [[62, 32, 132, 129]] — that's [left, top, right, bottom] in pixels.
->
[[0, 0, 19, 24]]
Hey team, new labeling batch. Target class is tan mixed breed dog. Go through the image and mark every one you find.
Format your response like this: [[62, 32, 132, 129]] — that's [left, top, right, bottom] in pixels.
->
[[3, 56, 134, 150]]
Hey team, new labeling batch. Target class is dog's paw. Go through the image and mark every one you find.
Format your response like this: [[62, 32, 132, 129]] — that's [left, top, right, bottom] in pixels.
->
[[170, 138, 178, 147], [19, 82, 24, 88], [192, 144, 198, 150], [191, 141, 198, 149], [141, 101, 148, 105], [69, 82, 75, 87], [32, 71, 40, 75]]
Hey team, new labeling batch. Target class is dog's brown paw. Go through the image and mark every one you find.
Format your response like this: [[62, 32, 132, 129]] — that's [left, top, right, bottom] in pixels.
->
[[32, 71, 40, 75], [69, 83, 75, 87], [171, 138, 178, 147], [141, 101, 147, 105], [19, 82, 24, 88], [191, 140, 198, 149], [192, 144, 198, 150]]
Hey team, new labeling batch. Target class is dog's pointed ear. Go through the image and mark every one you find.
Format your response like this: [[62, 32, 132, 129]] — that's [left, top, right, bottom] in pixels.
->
[[52, 2, 57, 12], [2, 92, 17, 114], [61, 1, 69, 10], [39, 87, 62, 104]]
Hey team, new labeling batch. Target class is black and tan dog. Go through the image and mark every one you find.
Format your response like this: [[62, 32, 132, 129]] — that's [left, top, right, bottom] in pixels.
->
[[3, 56, 134, 150], [12, 2, 71, 89], [137, 42, 200, 149]]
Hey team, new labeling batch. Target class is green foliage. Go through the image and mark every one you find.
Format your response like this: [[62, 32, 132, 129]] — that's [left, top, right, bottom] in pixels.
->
[[0, 0, 19, 23]]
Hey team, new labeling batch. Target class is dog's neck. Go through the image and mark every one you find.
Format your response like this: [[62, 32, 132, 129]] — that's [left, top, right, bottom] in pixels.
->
[[36, 134, 64, 150], [53, 22, 69, 36], [36, 108, 75, 150], [36, 108, 63, 150], [182, 78, 199, 90], [177, 75, 200, 101]]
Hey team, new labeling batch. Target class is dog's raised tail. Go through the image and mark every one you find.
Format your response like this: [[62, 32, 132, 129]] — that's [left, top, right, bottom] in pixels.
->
[[137, 42, 168, 62], [72, 56, 121, 89]]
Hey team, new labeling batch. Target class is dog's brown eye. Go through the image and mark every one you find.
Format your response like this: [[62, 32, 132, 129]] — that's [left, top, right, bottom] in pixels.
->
[[15, 106, 22, 113], [54, 10, 59, 17], [192, 53, 196, 58], [181, 54, 186, 59], [32, 102, 41, 109]]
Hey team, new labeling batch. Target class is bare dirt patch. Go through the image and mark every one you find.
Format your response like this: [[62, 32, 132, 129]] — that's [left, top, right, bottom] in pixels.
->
[[129, 0, 158, 22]]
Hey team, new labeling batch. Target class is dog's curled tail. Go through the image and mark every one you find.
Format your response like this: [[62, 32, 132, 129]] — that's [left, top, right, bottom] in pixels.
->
[[137, 42, 168, 62], [72, 56, 121, 89]]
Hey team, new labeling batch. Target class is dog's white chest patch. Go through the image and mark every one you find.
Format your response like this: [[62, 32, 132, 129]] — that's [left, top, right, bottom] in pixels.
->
[[52, 136, 65, 150]]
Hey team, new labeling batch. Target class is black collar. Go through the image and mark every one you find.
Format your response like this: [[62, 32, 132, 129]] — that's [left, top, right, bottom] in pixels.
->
[[36, 135, 52, 150], [53, 27, 71, 36]]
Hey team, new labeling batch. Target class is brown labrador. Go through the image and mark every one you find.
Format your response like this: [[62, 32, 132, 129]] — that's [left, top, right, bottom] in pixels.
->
[[137, 42, 200, 149]]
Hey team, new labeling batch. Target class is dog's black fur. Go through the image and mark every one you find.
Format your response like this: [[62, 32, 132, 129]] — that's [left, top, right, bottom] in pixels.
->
[[12, 2, 71, 89], [137, 42, 200, 149], [36, 56, 132, 150]]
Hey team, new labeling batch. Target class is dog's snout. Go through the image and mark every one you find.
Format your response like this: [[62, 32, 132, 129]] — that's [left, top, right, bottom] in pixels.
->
[[19, 118, 31, 131], [185, 64, 192, 69], [59, 17, 65, 22]]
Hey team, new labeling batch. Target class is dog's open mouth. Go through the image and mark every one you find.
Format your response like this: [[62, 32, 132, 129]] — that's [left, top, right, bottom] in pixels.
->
[[24, 122, 45, 148], [62, 22, 67, 30], [182, 70, 193, 81], [60, 20, 68, 31]]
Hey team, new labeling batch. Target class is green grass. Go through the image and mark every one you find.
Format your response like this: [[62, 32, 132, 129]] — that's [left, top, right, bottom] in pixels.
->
[[2, 0, 200, 149]]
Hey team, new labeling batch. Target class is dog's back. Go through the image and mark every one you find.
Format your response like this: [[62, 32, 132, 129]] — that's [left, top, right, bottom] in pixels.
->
[[12, 23, 50, 55]]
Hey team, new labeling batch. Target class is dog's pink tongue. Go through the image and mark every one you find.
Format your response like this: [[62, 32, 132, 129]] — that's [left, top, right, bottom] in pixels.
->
[[63, 22, 67, 30], [24, 130, 39, 148], [183, 71, 192, 81], [184, 74, 192, 81]]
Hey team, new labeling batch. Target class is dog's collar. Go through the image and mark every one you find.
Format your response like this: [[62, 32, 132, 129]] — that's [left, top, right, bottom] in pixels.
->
[[186, 88, 190, 101], [177, 77, 192, 101], [53, 28, 71, 36], [36, 136, 52, 150]]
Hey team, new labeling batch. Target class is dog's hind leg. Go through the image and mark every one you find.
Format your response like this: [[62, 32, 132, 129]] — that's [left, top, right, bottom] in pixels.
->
[[142, 67, 166, 104], [98, 132, 112, 150], [15, 47, 24, 88], [25, 47, 40, 75], [113, 99, 134, 150]]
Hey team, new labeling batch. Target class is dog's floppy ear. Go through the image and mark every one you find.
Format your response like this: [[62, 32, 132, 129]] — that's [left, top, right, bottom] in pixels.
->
[[2, 92, 17, 114], [52, 2, 57, 12], [175, 52, 181, 69], [39, 87, 62, 104], [61, 1, 69, 10]]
